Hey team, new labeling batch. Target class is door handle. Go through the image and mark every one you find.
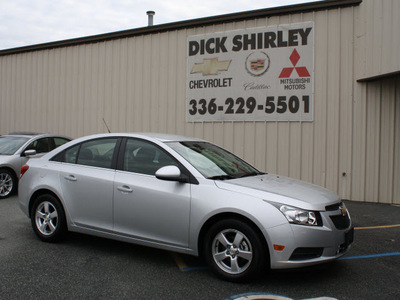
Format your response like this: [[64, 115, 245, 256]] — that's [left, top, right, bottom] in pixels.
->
[[64, 175, 77, 182], [117, 185, 133, 193]]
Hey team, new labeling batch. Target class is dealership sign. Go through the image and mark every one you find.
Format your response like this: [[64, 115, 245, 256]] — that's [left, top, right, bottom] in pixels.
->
[[186, 22, 314, 122]]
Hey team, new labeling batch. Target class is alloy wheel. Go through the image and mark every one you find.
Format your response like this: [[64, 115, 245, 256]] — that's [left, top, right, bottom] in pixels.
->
[[0, 172, 13, 197], [35, 201, 59, 236], [211, 229, 253, 275]]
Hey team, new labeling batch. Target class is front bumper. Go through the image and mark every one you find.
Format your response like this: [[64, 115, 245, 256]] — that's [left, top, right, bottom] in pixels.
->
[[267, 206, 353, 269]]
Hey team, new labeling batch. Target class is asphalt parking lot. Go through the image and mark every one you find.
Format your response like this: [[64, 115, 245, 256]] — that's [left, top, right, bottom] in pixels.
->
[[1, 196, 399, 300]]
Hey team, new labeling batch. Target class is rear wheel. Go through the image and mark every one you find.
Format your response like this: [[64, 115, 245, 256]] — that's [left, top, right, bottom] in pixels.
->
[[0, 169, 17, 199], [203, 219, 267, 282], [30, 194, 67, 242]]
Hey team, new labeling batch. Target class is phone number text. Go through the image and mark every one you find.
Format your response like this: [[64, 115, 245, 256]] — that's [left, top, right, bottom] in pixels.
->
[[188, 95, 310, 116]]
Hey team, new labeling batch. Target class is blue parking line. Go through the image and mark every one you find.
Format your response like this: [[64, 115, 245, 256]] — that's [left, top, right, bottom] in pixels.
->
[[176, 251, 400, 271], [339, 252, 400, 260], [178, 252, 400, 271]]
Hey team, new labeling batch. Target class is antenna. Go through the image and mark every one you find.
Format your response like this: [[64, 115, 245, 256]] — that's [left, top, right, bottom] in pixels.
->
[[102, 118, 111, 133]]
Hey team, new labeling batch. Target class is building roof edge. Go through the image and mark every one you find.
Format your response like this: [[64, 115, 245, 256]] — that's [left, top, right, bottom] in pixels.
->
[[0, 0, 362, 56]]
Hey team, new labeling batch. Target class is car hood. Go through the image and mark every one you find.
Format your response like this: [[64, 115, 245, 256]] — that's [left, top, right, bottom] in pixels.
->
[[0, 155, 13, 163], [214, 173, 340, 211]]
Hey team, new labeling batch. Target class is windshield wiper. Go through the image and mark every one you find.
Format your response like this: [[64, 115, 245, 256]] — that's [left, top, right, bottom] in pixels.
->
[[237, 172, 265, 178], [208, 175, 235, 180]]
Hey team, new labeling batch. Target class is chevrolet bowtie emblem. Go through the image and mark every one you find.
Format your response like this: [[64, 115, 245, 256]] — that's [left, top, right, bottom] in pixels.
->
[[341, 207, 347, 216], [191, 58, 231, 76]]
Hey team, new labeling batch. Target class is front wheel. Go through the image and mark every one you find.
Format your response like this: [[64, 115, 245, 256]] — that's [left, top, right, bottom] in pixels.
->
[[30, 194, 67, 242], [203, 219, 267, 282], [0, 169, 17, 199]]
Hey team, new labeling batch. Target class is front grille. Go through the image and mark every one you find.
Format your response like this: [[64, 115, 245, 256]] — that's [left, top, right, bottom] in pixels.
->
[[289, 247, 324, 261], [330, 214, 351, 230]]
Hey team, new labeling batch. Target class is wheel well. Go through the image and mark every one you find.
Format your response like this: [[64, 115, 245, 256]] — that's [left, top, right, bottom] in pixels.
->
[[28, 189, 61, 218], [0, 167, 18, 181], [198, 213, 270, 260]]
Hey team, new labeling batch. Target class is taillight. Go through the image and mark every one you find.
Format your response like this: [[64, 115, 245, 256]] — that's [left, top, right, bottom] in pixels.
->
[[20, 165, 29, 178]]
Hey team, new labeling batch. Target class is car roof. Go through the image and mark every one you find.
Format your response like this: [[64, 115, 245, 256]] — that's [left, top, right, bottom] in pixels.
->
[[7, 132, 42, 136], [1, 134, 40, 139], [1, 133, 72, 144], [4, 132, 70, 138], [135, 132, 204, 143], [66, 132, 204, 145]]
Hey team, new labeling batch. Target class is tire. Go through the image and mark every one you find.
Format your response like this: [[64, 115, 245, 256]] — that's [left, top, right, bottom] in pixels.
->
[[0, 169, 17, 199], [203, 219, 267, 282], [30, 194, 68, 242]]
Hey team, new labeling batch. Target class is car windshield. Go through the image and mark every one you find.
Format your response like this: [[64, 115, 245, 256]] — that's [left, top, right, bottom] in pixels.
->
[[168, 141, 262, 179], [0, 136, 30, 155]]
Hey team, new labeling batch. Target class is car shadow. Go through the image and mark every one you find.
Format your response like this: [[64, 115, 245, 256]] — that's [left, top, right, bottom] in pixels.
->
[[32, 230, 350, 286], [64, 232, 174, 264]]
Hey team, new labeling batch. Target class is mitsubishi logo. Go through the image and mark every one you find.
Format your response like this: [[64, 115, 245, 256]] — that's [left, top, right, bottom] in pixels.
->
[[191, 58, 231, 76], [279, 48, 310, 78]]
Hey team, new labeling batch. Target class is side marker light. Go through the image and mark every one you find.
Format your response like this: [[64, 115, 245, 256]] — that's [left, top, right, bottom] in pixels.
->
[[273, 244, 285, 251]]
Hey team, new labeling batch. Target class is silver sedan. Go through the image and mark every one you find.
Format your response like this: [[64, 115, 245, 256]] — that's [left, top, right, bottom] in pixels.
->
[[18, 133, 353, 281], [0, 133, 71, 199]]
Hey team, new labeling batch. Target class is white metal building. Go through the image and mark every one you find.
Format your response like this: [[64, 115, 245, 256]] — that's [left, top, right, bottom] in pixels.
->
[[0, 0, 399, 204]]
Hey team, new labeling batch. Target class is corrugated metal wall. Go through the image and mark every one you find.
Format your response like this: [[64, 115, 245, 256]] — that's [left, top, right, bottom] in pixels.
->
[[0, 0, 399, 204], [356, 0, 400, 79], [352, 76, 400, 204]]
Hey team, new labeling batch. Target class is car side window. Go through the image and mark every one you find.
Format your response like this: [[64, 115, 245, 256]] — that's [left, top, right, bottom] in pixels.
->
[[52, 137, 70, 149], [64, 145, 80, 164], [76, 138, 118, 169], [123, 139, 177, 175], [25, 138, 51, 154]]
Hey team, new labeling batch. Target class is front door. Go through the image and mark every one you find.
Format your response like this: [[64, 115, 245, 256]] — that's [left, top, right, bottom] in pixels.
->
[[113, 138, 191, 248]]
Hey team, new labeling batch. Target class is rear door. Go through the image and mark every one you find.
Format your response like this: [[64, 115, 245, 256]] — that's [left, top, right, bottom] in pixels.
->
[[58, 138, 119, 231]]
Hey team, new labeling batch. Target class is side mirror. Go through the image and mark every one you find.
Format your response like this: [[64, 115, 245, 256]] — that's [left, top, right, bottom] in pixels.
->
[[24, 150, 37, 157], [155, 165, 185, 182]]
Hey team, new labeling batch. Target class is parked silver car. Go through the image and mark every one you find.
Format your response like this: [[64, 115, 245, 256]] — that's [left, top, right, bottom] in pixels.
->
[[18, 133, 353, 281], [0, 132, 71, 199]]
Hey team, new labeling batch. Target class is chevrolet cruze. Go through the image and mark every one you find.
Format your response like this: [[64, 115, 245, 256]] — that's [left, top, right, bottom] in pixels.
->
[[0, 132, 71, 199], [18, 133, 353, 281]]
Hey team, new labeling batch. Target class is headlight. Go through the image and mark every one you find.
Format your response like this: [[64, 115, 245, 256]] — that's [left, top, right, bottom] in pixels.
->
[[279, 205, 321, 226]]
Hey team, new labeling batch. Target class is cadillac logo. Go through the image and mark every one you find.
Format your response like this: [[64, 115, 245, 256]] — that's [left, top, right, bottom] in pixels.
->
[[245, 51, 270, 77]]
